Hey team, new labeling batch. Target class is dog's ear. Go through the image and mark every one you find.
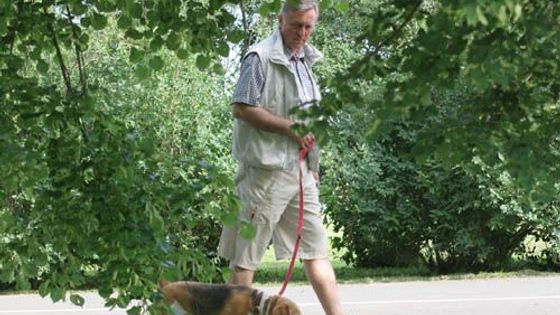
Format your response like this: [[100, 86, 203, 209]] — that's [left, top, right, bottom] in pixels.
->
[[269, 296, 301, 315], [159, 279, 170, 288], [266, 296, 279, 314]]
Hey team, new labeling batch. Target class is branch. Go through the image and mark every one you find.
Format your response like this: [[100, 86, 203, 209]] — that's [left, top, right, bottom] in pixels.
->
[[239, 0, 251, 59], [340, 0, 424, 83], [4, 1, 25, 53], [370, 0, 424, 57], [66, 6, 88, 95], [43, 5, 72, 94]]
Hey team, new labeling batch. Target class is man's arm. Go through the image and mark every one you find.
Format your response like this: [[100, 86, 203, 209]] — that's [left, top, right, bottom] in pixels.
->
[[232, 102, 315, 150]]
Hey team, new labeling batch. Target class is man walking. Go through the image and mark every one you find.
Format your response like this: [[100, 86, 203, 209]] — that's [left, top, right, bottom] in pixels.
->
[[219, 2, 347, 315]]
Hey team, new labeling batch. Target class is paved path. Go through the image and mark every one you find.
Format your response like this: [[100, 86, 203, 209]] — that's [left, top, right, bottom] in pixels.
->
[[0, 275, 559, 314]]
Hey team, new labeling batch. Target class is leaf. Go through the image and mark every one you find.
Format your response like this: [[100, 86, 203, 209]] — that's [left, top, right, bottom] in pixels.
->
[[216, 42, 230, 57], [70, 294, 85, 307], [38, 282, 50, 298], [69, 2, 88, 16], [117, 15, 132, 29], [79, 33, 90, 47], [419, 91, 432, 106], [98, 287, 113, 299], [336, 1, 349, 13], [176, 49, 189, 60], [497, 5, 508, 24], [0, 211, 15, 231], [195, 55, 211, 70], [320, 0, 334, 11], [125, 28, 143, 40], [150, 211, 165, 236], [50, 287, 65, 303], [127, 306, 142, 315], [165, 32, 181, 51], [476, 6, 488, 26], [80, 15, 91, 28], [96, 0, 116, 13], [0, 260, 15, 283], [83, 167, 94, 183], [15, 275, 31, 291], [259, 3, 271, 16], [129, 47, 144, 63], [227, 29, 244, 44], [514, 4, 522, 20], [30, 46, 42, 60], [134, 65, 151, 81], [149, 56, 165, 71], [288, 0, 301, 7], [36, 59, 49, 74], [150, 36, 164, 51], [90, 13, 108, 30], [463, 4, 478, 25], [221, 209, 238, 227], [127, 3, 143, 19], [270, 0, 282, 13], [213, 63, 226, 75], [240, 223, 257, 240]]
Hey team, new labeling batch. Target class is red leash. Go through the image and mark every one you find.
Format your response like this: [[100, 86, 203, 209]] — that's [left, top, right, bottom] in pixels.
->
[[278, 144, 313, 296]]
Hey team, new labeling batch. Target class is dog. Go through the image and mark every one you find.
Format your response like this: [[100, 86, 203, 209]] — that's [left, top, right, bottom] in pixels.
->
[[159, 279, 302, 315]]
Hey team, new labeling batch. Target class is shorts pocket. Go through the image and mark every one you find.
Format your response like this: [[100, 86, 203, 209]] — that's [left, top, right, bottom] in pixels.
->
[[246, 166, 277, 209]]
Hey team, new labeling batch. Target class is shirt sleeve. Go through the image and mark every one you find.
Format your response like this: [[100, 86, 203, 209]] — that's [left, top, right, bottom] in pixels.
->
[[231, 53, 265, 107]]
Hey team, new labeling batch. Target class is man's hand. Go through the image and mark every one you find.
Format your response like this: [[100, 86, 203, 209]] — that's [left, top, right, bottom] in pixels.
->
[[289, 131, 315, 151], [312, 171, 320, 184], [233, 103, 315, 150]]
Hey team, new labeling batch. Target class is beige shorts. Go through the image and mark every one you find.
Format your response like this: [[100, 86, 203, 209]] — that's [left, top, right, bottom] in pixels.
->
[[218, 161, 329, 271]]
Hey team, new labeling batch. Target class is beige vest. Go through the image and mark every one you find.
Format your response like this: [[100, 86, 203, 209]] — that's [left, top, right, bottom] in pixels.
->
[[232, 29, 323, 170]]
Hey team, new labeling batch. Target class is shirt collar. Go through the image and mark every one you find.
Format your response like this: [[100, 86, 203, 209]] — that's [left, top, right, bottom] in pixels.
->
[[268, 29, 322, 67], [283, 44, 305, 61]]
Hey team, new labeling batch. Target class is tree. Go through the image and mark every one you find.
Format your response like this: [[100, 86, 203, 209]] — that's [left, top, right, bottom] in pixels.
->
[[1, 1, 245, 313], [317, 0, 560, 270], [2, 0, 559, 311], [0, 0, 347, 312], [322, 0, 560, 204]]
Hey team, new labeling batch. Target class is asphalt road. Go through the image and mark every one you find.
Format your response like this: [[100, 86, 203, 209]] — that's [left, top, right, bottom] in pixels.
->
[[0, 275, 559, 315]]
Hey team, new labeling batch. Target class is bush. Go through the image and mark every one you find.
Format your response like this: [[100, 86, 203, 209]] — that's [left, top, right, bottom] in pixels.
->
[[321, 105, 560, 272], [0, 23, 239, 304]]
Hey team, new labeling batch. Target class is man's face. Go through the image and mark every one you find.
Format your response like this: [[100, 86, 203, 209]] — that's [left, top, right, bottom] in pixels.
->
[[279, 8, 318, 55]]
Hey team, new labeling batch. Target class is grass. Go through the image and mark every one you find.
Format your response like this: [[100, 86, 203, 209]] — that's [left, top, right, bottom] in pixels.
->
[[252, 231, 560, 286], [255, 251, 432, 286], [255, 250, 559, 286]]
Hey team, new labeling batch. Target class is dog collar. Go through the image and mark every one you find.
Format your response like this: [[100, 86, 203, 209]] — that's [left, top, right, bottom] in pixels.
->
[[170, 301, 189, 315], [251, 291, 270, 315]]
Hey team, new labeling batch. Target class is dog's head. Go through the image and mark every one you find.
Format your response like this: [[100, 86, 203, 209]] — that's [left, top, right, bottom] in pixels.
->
[[265, 295, 302, 315]]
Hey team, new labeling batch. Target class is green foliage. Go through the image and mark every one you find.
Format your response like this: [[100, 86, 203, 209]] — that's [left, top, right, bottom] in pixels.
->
[[3, 1, 560, 310], [1, 1, 241, 312], [324, 0, 560, 204], [322, 104, 560, 272], [2, 1, 355, 309], [316, 0, 560, 272]]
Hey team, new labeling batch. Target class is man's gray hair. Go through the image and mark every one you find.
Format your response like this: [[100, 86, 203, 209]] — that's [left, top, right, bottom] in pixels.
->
[[280, 0, 319, 17]]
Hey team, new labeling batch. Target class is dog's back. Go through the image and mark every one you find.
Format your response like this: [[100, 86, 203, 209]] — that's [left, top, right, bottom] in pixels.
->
[[182, 282, 253, 315], [160, 280, 256, 315]]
